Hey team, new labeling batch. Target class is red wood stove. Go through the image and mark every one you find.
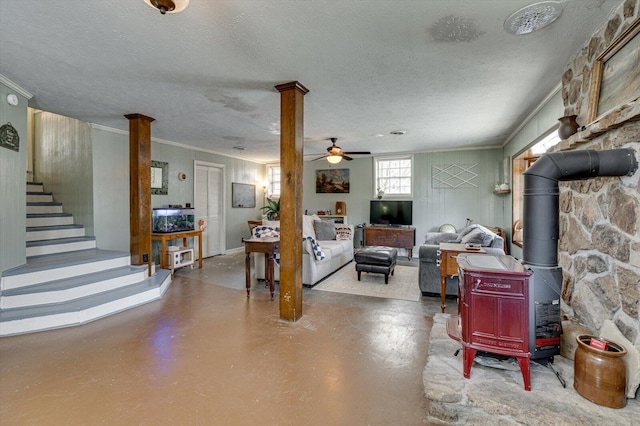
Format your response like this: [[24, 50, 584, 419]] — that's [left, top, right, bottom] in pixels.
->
[[447, 254, 533, 391]]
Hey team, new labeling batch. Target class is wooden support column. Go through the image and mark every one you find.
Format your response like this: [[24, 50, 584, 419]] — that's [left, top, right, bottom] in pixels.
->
[[275, 81, 309, 322], [125, 113, 155, 274]]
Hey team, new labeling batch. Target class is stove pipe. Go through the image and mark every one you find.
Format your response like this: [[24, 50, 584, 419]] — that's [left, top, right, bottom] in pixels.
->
[[523, 148, 638, 267], [522, 148, 637, 360]]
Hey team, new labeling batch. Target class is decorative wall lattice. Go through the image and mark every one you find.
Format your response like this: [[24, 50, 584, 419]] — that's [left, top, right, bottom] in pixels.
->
[[432, 163, 478, 188]]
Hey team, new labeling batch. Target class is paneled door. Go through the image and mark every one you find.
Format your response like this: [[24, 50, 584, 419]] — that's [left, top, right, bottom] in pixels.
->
[[194, 161, 225, 258]]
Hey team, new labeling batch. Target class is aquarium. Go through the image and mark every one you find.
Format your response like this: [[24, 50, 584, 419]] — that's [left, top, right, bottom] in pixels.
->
[[152, 208, 195, 233]]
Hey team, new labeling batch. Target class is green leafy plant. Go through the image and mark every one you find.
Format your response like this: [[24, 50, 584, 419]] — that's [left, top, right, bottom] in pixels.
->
[[260, 198, 280, 220]]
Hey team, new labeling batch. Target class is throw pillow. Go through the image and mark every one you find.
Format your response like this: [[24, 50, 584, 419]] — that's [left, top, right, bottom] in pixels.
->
[[262, 219, 280, 230], [313, 219, 336, 240], [454, 224, 479, 243], [460, 228, 485, 245], [335, 224, 352, 240], [303, 215, 317, 239], [476, 225, 496, 247]]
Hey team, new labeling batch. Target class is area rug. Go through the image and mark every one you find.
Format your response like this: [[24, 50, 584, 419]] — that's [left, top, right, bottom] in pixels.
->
[[312, 264, 421, 302]]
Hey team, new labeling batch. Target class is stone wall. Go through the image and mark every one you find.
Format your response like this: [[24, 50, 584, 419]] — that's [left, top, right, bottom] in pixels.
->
[[556, 0, 640, 345]]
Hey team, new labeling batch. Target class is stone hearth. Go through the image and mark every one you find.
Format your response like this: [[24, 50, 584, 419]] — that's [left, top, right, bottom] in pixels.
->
[[424, 314, 640, 425]]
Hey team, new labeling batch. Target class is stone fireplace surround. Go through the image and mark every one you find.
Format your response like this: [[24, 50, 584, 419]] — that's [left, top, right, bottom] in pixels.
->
[[556, 0, 639, 350]]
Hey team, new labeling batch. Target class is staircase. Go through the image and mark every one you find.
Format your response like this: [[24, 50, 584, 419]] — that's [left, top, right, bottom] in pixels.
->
[[0, 182, 171, 337]]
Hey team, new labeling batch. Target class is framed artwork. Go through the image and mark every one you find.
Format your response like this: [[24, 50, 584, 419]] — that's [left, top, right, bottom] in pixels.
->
[[151, 160, 168, 195], [316, 169, 350, 193], [0, 122, 20, 152], [588, 17, 640, 122], [232, 182, 256, 208]]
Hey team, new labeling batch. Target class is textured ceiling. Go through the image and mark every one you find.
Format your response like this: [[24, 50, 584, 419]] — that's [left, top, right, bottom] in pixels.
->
[[0, 0, 623, 163]]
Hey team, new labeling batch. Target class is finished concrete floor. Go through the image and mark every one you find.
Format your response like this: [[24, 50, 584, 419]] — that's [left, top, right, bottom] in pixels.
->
[[0, 252, 441, 425]]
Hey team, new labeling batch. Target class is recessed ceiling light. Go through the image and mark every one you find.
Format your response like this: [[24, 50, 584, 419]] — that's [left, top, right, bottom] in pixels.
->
[[233, 146, 247, 151], [372, 133, 385, 138], [390, 130, 407, 135], [504, 1, 563, 35]]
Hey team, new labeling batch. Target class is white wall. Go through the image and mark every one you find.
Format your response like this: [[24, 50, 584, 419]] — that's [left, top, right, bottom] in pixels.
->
[[92, 127, 130, 251], [33, 111, 94, 235], [150, 142, 265, 251], [503, 89, 564, 259], [0, 82, 28, 272]]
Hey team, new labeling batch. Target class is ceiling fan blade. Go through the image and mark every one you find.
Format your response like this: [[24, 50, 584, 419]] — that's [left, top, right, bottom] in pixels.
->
[[343, 155, 354, 161], [311, 154, 329, 161], [343, 151, 371, 155]]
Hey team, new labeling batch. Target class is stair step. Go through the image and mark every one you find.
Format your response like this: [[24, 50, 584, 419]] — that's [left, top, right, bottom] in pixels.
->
[[27, 202, 63, 214], [0, 270, 172, 337], [27, 213, 74, 227], [26, 224, 85, 241], [26, 182, 44, 192], [26, 236, 97, 257], [1, 265, 149, 309], [2, 249, 130, 290], [26, 192, 53, 202]]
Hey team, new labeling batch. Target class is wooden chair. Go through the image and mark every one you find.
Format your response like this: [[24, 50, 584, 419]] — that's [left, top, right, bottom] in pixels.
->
[[248, 220, 262, 235]]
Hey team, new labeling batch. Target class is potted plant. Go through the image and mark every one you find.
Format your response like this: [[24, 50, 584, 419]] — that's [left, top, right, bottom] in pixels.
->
[[260, 197, 280, 220]]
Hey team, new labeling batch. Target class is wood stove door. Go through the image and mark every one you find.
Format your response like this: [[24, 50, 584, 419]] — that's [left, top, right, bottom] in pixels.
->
[[468, 274, 529, 354]]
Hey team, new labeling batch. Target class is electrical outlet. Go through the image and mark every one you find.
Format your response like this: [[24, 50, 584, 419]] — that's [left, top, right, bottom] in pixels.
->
[[143, 253, 149, 262]]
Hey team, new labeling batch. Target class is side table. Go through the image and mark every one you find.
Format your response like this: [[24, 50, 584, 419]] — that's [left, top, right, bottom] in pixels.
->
[[437, 243, 485, 313], [244, 237, 280, 300]]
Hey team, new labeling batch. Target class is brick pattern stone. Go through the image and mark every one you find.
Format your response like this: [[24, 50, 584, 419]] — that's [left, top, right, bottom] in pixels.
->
[[557, 1, 640, 347]]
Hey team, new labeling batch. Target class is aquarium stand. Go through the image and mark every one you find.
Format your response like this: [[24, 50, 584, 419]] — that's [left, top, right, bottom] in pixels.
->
[[152, 230, 203, 270]]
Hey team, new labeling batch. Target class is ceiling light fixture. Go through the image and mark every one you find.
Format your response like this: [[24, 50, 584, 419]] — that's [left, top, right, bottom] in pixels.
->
[[143, 0, 189, 15], [504, 1, 563, 35], [327, 154, 343, 164]]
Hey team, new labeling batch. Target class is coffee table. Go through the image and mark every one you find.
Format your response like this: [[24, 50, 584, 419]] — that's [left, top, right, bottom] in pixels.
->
[[438, 243, 486, 313]]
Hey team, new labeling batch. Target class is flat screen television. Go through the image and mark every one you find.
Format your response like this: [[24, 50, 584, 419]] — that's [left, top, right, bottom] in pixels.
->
[[369, 200, 413, 226]]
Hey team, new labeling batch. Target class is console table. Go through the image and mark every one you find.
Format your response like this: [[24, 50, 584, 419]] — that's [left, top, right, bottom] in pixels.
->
[[152, 230, 203, 270], [364, 226, 415, 260]]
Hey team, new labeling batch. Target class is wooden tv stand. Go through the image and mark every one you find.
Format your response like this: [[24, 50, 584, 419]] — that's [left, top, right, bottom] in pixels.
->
[[364, 225, 415, 260]]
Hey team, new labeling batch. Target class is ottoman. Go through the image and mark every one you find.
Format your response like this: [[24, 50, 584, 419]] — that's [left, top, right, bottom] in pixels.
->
[[354, 246, 398, 284]]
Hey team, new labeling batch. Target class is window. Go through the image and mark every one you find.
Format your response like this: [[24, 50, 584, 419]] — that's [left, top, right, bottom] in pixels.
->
[[512, 130, 561, 247], [374, 155, 413, 196], [266, 165, 281, 198]]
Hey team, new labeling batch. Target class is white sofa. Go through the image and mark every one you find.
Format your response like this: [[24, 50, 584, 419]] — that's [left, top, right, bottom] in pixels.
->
[[253, 216, 354, 286]]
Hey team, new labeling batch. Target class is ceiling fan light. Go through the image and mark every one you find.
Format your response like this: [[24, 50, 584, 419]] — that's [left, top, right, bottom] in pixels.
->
[[327, 155, 342, 164], [144, 0, 189, 14]]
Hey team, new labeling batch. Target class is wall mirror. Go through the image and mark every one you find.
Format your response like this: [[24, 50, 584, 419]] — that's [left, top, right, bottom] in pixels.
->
[[151, 160, 168, 195]]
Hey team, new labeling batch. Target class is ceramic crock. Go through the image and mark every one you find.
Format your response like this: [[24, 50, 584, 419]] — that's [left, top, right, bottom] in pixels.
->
[[574, 334, 627, 408]]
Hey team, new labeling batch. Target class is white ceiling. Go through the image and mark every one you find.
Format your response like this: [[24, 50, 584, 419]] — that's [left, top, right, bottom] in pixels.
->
[[0, 0, 623, 163]]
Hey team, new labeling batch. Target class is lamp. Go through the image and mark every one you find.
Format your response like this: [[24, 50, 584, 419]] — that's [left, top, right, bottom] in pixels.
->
[[143, 0, 189, 14], [327, 154, 342, 164], [261, 181, 269, 206]]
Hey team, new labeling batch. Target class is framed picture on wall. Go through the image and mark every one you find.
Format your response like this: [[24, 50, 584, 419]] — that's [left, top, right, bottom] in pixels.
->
[[232, 182, 256, 208], [316, 169, 350, 193], [151, 160, 168, 195], [588, 17, 640, 122]]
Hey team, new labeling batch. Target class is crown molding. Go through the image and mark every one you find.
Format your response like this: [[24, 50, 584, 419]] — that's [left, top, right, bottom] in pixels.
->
[[0, 74, 34, 99], [501, 82, 562, 147], [90, 123, 267, 164]]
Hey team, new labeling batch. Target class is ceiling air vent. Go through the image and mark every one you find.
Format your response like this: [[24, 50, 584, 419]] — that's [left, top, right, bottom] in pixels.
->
[[504, 1, 563, 35]]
